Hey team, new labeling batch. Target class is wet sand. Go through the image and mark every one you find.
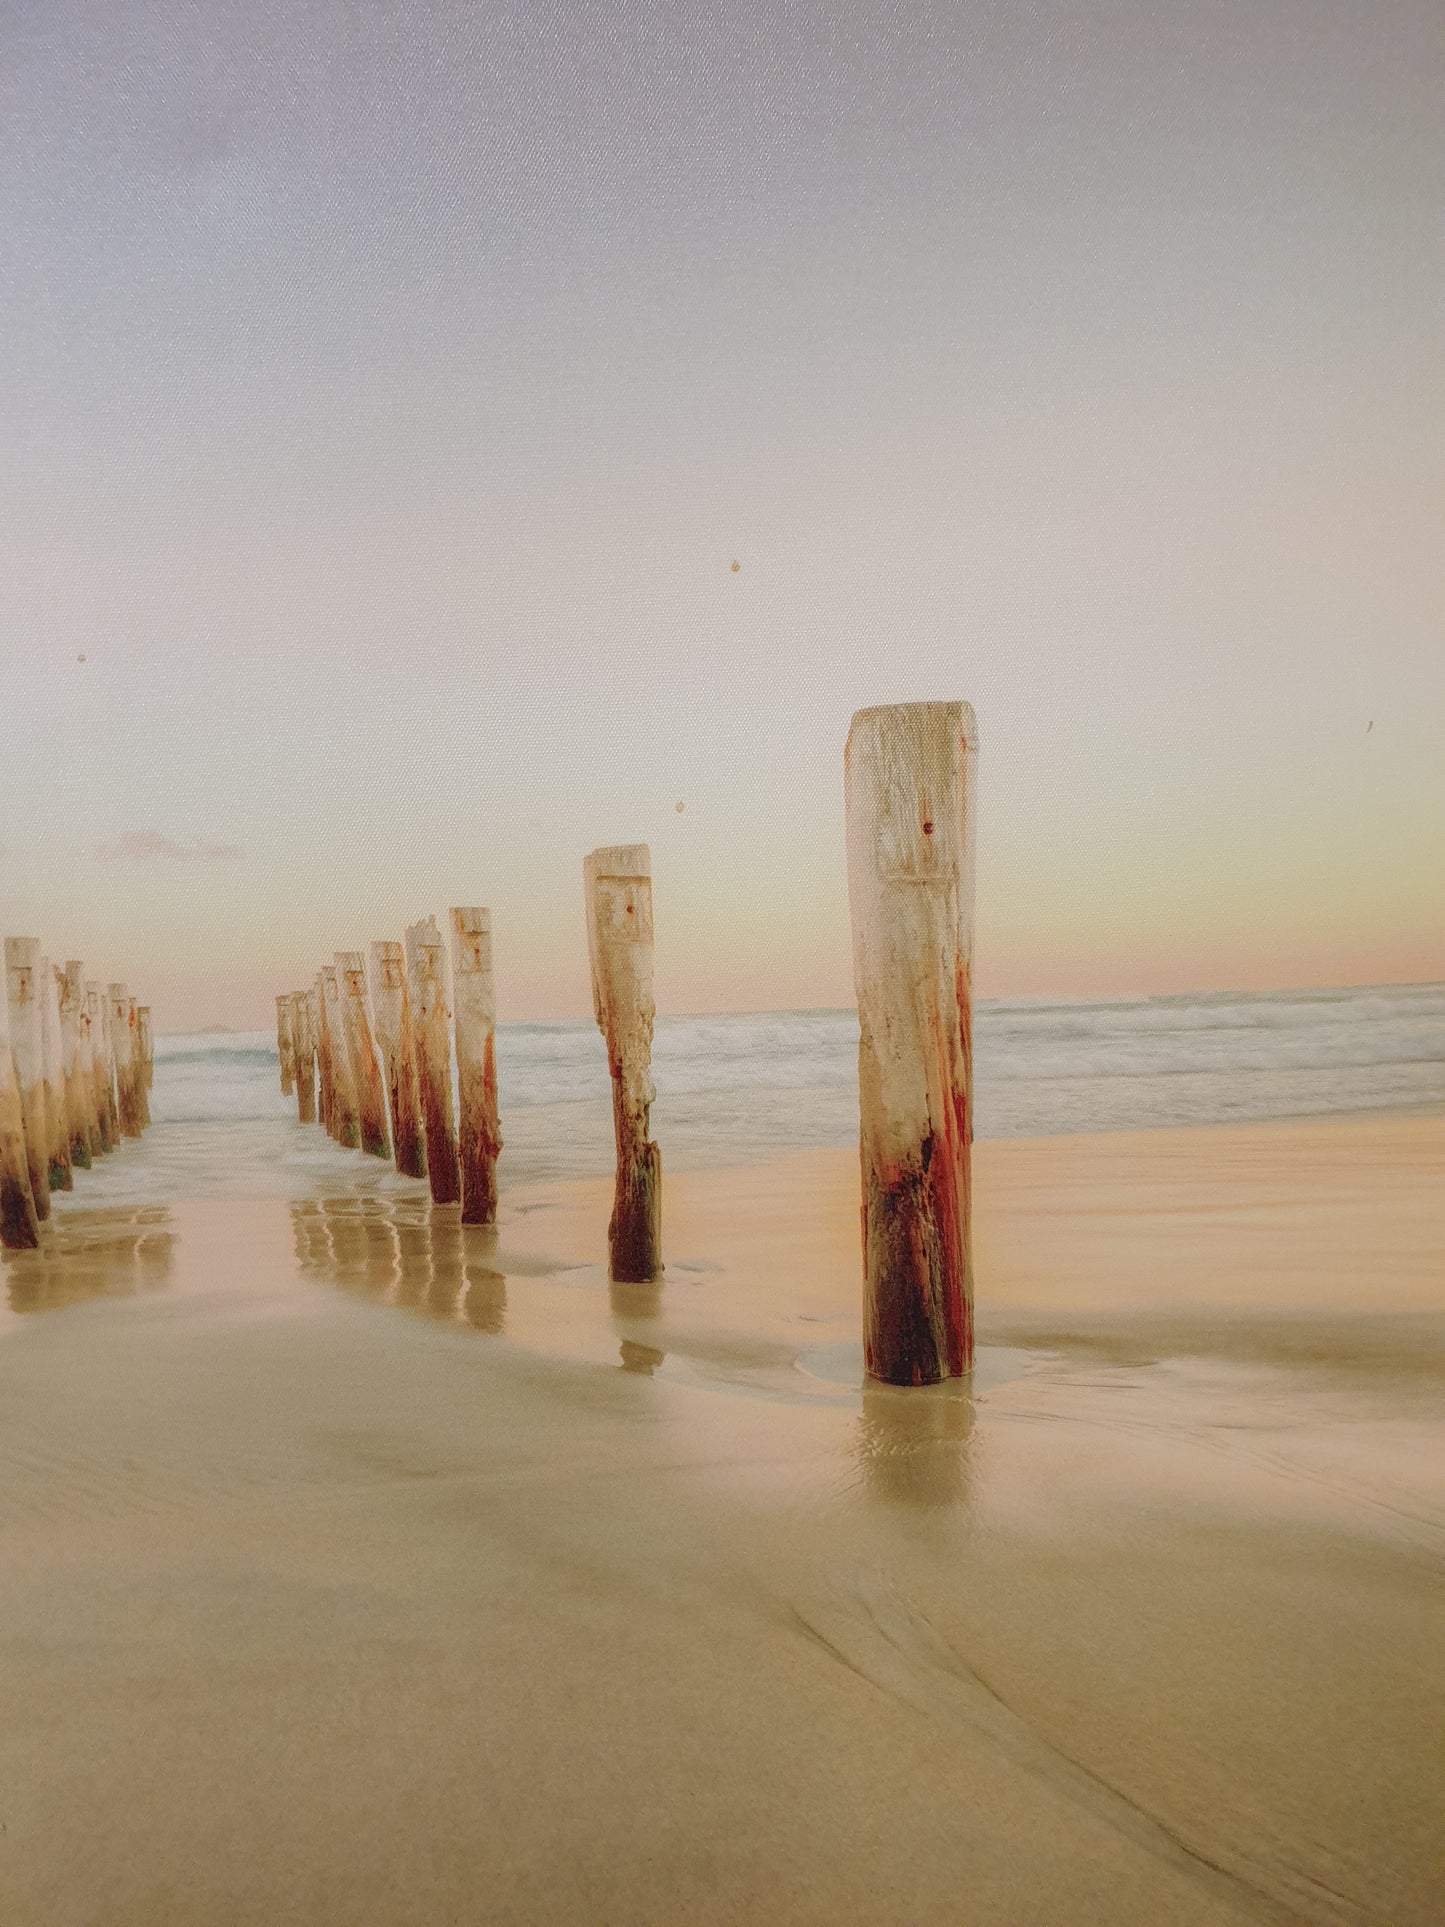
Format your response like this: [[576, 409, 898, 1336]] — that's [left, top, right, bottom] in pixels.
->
[[1, 1115, 1442, 1925]]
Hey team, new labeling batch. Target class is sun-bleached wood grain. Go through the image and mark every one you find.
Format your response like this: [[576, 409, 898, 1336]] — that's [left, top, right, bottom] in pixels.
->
[[128, 999, 149, 1131], [6, 940, 51, 1220], [450, 908, 502, 1225], [41, 958, 74, 1189], [137, 1007, 154, 1095], [108, 985, 140, 1139], [845, 701, 978, 1386], [0, 966, 39, 1248], [320, 966, 360, 1148], [584, 845, 661, 1282], [67, 964, 99, 1166], [405, 918, 461, 1204], [369, 942, 425, 1179], [336, 953, 391, 1159], [55, 962, 91, 1171], [85, 982, 116, 1153], [276, 995, 295, 1097], [315, 971, 335, 1137], [288, 992, 316, 1123]]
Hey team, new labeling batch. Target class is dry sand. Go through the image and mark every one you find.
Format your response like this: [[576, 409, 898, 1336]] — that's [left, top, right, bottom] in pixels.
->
[[1, 1115, 1442, 1925]]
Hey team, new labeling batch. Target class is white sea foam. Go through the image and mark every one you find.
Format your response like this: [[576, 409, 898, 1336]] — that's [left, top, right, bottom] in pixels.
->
[[63, 982, 1444, 1202]]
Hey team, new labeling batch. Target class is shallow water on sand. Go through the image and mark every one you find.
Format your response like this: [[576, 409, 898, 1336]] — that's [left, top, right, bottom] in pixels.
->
[[3, 1122, 1442, 1926]]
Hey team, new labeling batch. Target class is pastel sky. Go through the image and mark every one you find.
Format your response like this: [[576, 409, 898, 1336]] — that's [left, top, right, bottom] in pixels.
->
[[3, 0, 1441, 1029]]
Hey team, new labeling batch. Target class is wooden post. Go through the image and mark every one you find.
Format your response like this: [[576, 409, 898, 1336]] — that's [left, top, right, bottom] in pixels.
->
[[128, 999, 149, 1130], [275, 995, 295, 1098], [584, 845, 662, 1283], [320, 966, 360, 1148], [369, 941, 426, 1179], [449, 907, 503, 1225], [57, 963, 92, 1171], [69, 964, 100, 1165], [845, 702, 978, 1386], [291, 992, 317, 1123], [313, 974, 337, 1137], [137, 1006, 154, 1094], [0, 972, 40, 1248], [5, 940, 51, 1220], [404, 918, 460, 1204], [87, 982, 118, 1152], [108, 984, 140, 1138], [336, 953, 391, 1159], [40, 957, 74, 1190]]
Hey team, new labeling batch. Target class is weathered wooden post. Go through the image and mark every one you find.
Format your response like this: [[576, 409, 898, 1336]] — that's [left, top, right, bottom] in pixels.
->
[[320, 965, 361, 1148], [0, 976, 40, 1248], [127, 999, 149, 1130], [275, 995, 295, 1098], [57, 963, 93, 1171], [449, 907, 503, 1225], [290, 992, 317, 1124], [313, 974, 337, 1137], [69, 964, 100, 1164], [5, 940, 51, 1219], [137, 1006, 154, 1095], [845, 701, 978, 1386], [40, 958, 74, 1190], [369, 941, 426, 1179], [336, 953, 391, 1159], [304, 988, 321, 1124], [89, 982, 119, 1151], [404, 918, 460, 1204], [108, 984, 140, 1138], [85, 982, 115, 1153], [584, 845, 662, 1282]]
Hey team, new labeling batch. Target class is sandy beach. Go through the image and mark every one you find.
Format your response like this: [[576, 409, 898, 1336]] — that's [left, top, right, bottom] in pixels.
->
[[2, 1113, 1442, 1925]]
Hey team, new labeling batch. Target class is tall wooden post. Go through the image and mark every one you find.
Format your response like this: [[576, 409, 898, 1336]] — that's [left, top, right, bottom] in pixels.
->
[[85, 982, 116, 1154], [584, 846, 662, 1283], [108, 985, 139, 1138], [40, 958, 74, 1190], [5, 940, 51, 1220], [320, 966, 360, 1148], [275, 995, 295, 1098], [404, 918, 460, 1204], [369, 941, 426, 1179], [291, 992, 317, 1123], [336, 953, 391, 1159], [69, 964, 100, 1165], [57, 963, 92, 1171], [0, 975, 40, 1248], [845, 702, 977, 1386], [449, 907, 503, 1225]]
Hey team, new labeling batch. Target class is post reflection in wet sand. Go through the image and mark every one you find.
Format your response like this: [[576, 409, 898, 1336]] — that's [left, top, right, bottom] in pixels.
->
[[462, 1264, 507, 1334], [855, 1375, 976, 1508], [3, 1206, 176, 1317], [290, 1197, 509, 1336], [610, 1277, 666, 1373]]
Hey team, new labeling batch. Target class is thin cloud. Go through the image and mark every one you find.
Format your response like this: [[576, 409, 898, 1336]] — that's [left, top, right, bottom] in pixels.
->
[[95, 831, 244, 863]]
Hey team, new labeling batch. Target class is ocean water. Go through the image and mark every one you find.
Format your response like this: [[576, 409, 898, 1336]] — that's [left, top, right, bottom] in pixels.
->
[[61, 981, 1445, 1202]]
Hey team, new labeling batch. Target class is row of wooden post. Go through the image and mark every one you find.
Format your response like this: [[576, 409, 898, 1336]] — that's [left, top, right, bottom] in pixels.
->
[[273, 702, 977, 1385], [274, 849, 664, 1284], [275, 913, 504, 1229], [0, 940, 153, 1250]]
